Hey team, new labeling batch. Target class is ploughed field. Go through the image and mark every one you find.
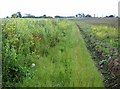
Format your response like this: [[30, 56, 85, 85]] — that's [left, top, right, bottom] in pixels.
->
[[1, 18, 104, 87], [71, 18, 119, 88]]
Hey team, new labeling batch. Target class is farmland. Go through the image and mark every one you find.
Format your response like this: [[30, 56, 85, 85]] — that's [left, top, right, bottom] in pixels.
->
[[71, 18, 119, 88], [1, 18, 104, 87], [1, 17, 119, 88], [76, 18, 118, 28]]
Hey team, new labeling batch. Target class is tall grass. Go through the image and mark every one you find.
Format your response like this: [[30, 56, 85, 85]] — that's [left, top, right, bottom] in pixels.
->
[[2, 18, 104, 87]]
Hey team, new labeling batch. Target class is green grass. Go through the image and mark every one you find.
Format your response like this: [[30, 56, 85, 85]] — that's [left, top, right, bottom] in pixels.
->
[[70, 18, 119, 88], [2, 18, 104, 87], [91, 25, 118, 47], [73, 19, 118, 49]]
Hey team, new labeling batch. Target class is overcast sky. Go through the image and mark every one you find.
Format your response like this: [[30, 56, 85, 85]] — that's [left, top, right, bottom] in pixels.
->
[[0, 0, 119, 18]]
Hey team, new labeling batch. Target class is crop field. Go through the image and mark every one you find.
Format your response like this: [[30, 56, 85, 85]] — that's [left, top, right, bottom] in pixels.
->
[[1, 18, 104, 87], [72, 18, 119, 88], [76, 18, 118, 28]]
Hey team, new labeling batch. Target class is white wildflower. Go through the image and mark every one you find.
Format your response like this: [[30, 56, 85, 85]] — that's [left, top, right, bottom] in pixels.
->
[[31, 63, 35, 68]]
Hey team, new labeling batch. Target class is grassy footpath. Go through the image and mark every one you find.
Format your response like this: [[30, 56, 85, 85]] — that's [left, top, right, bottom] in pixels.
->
[[2, 18, 104, 87]]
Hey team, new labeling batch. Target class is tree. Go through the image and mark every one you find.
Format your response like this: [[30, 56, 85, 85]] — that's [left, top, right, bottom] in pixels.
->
[[76, 13, 85, 18], [78, 14, 81, 17], [76, 14, 78, 17], [109, 15, 114, 18], [86, 14, 92, 17], [11, 12, 22, 18], [43, 14, 46, 18], [106, 16, 109, 18], [6, 16, 9, 18], [82, 13, 85, 18], [11, 13, 18, 18], [17, 12, 22, 18]]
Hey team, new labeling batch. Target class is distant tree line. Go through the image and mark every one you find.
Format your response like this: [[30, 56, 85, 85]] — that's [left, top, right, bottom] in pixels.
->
[[55, 14, 92, 18], [75, 13, 116, 18], [9, 12, 53, 18], [23, 14, 53, 18], [54, 15, 75, 18], [6, 12, 117, 18]]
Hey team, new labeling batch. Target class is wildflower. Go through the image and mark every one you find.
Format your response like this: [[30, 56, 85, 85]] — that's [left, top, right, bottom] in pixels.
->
[[31, 63, 35, 68]]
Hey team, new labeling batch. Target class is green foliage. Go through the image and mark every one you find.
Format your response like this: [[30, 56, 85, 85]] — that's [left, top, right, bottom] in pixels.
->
[[74, 19, 119, 88], [75, 20, 118, 61], [2, 18, 104, 87], [11, 12, 22, 18], [91, 26, 118, 47]]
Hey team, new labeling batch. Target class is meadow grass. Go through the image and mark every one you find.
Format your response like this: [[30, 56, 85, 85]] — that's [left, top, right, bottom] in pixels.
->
[[2, 18, 104, 87]]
